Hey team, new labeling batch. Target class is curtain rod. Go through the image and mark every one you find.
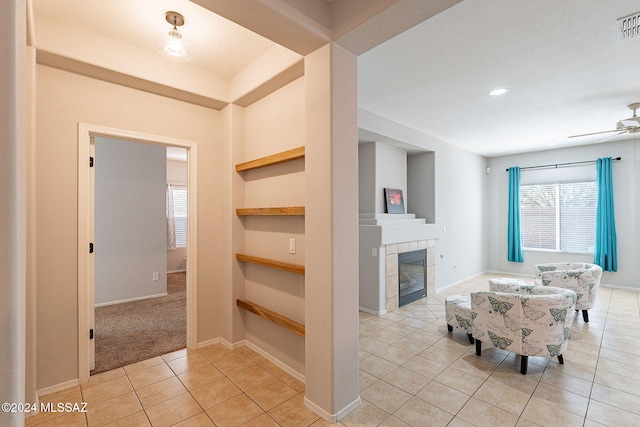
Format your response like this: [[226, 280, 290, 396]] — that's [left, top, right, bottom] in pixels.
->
[[505, 157, 621, 172]]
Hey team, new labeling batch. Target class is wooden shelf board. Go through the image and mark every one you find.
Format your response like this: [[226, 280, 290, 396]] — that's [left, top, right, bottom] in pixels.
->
[[236, 253, 304, 275], [236, 206, 305, 216], [237, 299, 305, 337], [236, 146, 305, 172]]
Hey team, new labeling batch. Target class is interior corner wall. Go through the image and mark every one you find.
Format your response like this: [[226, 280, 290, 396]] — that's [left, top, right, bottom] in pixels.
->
[[33, 64, 221, 390], [94, 137, 167, 305], [487, 139, 640, 288], [358, 142, 376, 213], [375, 142, 407, 213], [407, 152, 435, 223]]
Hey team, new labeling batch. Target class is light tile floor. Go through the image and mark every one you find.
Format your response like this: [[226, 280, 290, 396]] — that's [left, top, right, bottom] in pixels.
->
[[26, 273, 640, 426]]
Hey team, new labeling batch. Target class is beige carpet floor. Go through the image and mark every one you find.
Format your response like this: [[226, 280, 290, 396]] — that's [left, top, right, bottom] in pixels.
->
[[91, 272, 186, 374]]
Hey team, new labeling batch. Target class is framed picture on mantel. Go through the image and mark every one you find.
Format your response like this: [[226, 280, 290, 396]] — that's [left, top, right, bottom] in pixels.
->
[[384, 188, 405, 214]]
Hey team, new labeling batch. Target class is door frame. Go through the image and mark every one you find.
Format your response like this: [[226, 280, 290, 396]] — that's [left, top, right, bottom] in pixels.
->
[[77, 123, 198, 384]]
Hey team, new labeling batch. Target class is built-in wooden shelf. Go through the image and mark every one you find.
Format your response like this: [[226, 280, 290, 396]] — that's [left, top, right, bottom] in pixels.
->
[[236, 146, 305, 172], [236, 206, 305, 216], [236, 253, 304, 275], [237, 299, 305, 337]]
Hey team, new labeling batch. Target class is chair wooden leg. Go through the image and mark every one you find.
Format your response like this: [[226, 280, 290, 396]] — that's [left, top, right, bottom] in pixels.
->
[[447, 324, 453, 332], [467, 333, 474, 344], [558, 354, 564, 365], [475, 339, 482, 356], [582, 310, 589, 323], [520, 355, 528, 375]]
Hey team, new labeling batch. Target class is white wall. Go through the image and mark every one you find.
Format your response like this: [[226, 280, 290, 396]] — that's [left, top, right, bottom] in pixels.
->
[[408, 151, 435, 222], [376, 142, 407, 213], [358, 141, 408, 213], [1, 1, 27, 424], [358, 109, 489, 289], [358, 142, 376, 213], [94, 137, 167, 305], [487, 138, 640, 288]]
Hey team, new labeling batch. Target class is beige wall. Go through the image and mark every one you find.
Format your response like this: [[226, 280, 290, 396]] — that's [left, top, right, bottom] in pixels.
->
[[240, 76, 306, 374], [34, 64, 221, 389], [304, 43, 360, 418]]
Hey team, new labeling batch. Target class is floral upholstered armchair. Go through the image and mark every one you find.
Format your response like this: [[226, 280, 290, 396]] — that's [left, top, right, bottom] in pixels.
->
[[534, 262, 602, 323], [471, 286, 577, 374]]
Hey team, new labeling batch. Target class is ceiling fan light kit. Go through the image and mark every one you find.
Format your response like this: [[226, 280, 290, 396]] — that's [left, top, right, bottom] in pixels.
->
[[617, 102, 640, 131], [568, 102, 640, 140]]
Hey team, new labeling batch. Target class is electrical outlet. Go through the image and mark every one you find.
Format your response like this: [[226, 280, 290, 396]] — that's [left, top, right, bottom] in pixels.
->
[[289, 238, 296, 254], [372, 247, 378, 257], [152, 272, 159, 281]]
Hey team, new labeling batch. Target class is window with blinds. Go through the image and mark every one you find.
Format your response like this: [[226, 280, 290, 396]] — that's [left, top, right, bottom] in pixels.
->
[[520, 181, 597, 253], [172, 186, 188, 247]]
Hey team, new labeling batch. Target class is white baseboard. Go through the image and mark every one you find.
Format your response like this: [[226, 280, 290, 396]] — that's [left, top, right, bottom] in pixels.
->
[[243, 341, 306, 384], [359, 306, 386, 316], [37, 379, 80, 400], [219, 338, 245, 350], [197, 337, 220, 349], [201, 337, 305, 383], [304, 395, 361, 422], [167, 269, 186, 274], [600, 283, 640, 291], [94, 293, 168, 307]]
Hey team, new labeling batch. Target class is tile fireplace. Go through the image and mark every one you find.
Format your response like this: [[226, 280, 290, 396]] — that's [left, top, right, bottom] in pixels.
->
[[359, 213, 440, 314]]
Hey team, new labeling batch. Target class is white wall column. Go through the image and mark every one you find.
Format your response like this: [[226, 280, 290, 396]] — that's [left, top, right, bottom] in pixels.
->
[[0, 0, 27, 425], [304, 43, 360, 421]]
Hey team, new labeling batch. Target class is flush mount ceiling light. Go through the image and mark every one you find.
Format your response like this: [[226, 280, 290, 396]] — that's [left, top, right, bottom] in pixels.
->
[[155, 11, 194, 62], [489, 88, 509, 96]]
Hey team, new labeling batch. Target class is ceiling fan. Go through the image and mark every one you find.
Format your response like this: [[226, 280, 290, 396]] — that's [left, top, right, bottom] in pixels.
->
[[569, 102, 640, 140]]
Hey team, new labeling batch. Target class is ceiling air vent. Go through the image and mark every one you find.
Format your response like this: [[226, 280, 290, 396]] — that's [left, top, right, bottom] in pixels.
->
[[617, 11, 640, 41]]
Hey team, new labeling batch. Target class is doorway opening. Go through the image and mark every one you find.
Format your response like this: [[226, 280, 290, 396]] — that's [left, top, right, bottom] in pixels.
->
[[78, 123, 198, 383]]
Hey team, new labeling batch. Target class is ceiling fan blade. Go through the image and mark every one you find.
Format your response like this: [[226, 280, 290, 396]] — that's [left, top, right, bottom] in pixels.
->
[[598, 130, 628, 143], [568, 129, 620, 138]]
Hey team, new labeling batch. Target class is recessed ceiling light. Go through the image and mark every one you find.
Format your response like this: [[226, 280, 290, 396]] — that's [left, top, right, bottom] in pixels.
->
[[489, 88, 508, 96]]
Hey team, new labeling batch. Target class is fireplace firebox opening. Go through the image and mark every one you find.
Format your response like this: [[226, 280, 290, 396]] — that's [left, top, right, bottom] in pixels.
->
[[398, 249, 427, 307]]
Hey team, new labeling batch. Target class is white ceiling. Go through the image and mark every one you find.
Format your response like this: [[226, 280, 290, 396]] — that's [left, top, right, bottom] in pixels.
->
[[32, 0, 276, 79], [358, 0, 640, 157], [33, 0, 640, 158]]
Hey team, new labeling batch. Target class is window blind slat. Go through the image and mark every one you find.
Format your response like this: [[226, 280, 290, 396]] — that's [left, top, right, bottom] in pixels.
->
[[172, 187, 188, 247]]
